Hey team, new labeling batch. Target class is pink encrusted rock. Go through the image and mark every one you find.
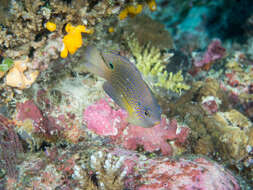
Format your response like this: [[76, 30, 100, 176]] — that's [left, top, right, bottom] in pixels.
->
[[83, 99, 189, 155], [109, 148, 240, 190], [83, 99, 127, 136], [16, 100, 62, 138], [137, 157, 240, 190], [16, 100, 44, 130], [122, 118, 189, 155]]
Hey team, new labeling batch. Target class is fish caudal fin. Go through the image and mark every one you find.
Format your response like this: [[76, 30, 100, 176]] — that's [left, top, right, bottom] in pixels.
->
[[82, 45, 109, 79]]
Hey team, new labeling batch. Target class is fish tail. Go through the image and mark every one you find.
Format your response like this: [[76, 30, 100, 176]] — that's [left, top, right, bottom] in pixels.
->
[[82, 45, 110, 79]]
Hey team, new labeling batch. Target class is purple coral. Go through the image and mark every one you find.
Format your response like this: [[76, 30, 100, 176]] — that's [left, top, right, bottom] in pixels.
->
[[194, 39, 226, 67]]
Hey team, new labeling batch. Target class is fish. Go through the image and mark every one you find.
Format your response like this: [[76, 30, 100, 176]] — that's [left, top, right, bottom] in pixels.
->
[[82, 45, 161, 128]]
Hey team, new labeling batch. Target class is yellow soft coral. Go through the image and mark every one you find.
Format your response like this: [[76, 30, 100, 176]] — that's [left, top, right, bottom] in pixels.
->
[[127, 4, 143, 16], [147, 0, 157, 11], [45, 21, 56, 32], [119, 4, 143, 20], [61, 23, 94, 58], [119, 1, 156, 20], [127, 36, 190, 94]]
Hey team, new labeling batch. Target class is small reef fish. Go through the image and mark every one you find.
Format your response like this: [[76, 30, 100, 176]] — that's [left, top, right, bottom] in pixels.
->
[[82, 45, 162, 127]]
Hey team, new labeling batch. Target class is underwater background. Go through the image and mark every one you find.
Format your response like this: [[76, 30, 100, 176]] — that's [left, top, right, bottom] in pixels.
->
[[0, 0, 252, 189]]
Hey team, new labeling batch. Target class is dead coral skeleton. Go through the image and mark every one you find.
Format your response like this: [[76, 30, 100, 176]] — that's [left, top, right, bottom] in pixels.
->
[[2, 0, 45, 49]]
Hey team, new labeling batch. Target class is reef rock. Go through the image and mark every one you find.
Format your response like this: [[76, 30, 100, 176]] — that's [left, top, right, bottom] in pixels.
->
[[136, 157, 240, 190], [205, 109, 253, 161]]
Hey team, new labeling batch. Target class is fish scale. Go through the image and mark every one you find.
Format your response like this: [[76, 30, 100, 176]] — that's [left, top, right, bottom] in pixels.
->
[[111, 73, 145, 119]]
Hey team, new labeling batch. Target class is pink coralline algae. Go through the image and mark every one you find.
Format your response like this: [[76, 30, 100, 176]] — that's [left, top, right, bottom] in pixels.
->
[[194, 39, 226, 68], [137, 157, 240, 190], [83, 99, 189, 155], [122, 118, 189, 155], [83, 99, 128, 136]]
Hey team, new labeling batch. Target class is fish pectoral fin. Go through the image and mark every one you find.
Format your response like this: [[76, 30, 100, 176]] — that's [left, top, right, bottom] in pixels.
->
[[103, 81, 125, 109], [126, 114, 144, 127]]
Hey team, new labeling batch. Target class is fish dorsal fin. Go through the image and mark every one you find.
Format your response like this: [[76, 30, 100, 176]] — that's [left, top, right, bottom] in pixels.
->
[[103, 49, 121, 55]]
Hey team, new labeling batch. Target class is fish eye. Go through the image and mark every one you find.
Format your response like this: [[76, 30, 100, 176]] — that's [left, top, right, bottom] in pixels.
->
[[144, 110, 150, 117], [109, 61, 114, 69]]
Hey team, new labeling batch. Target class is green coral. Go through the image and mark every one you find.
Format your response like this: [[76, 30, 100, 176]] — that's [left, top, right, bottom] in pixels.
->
[[156, 70, 190, 94], [127, 36, 190, 94]]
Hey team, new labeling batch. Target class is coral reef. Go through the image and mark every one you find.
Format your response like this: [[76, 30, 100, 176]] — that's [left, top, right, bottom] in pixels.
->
[[209, 110, 253, 161], [13, 71, 107, 147], [0, 0, 252, 189], [119, 4, 143, 20], [222, 52, 253, 105]]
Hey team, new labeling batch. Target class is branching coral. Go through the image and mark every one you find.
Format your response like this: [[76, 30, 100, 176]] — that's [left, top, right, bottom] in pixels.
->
[[89, 150, 127, 190], [127, 36, 190, 94]]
